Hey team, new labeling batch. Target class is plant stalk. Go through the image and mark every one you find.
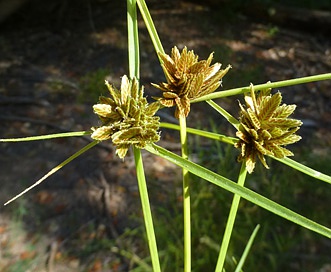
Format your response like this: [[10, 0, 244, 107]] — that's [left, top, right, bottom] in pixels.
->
[[137, 0, 165, 55], [127, 0, 140, 79], [234, 224, 260, 272], [127, 0, 160, 270], [160, 122, 331, 184], [4, 140, 99, 205], [0, 131, 92, 142], [179, 115, 191, 272], [133, 147, 161, 272], [215, 162, 247, 271], [146, 143, 331, 239], [192, 73, 331, 103], [206, 100, 240, 129]]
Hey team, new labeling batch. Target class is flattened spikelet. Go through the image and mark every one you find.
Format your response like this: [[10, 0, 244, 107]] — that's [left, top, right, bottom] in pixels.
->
[[235, 84, 302, 173], [152, 46, 231, 118], [258, 92, 282, 121], [91, 75, 160, 159]]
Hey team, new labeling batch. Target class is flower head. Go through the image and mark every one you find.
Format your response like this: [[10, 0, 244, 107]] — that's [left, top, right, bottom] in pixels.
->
[[152, 46, 231, 118], [91, 75, 160, 158], [235, 84, 302, 173]]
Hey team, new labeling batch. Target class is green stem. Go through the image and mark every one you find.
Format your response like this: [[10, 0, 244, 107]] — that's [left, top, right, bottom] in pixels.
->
[[179, 115, 191, 272], [160, 122, 238, 145], [127, 0, 140, 79], [206, 100, 240, 129], [215, 162, 247, 271], [127, 1, 160, 270], [136, 0, 165, 55], [146, 143, 331, 238], [192, 73, 331, 102], [4, 140, 98, 205], [273, 156, 331, 185], [161, 122, 331, 184], [133, 147, 161, 272], [234, 224, 260, 272], [0, 131, 91, 142]]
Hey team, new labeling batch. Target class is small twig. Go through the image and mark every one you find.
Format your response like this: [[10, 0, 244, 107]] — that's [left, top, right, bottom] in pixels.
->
[[47, 240, 58, 272]]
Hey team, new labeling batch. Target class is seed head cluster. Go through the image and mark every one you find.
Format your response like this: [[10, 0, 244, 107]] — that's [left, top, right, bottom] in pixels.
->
[[91, 75, 160, 158], [152, 46, 231, 118], [235, 85, 302, 173]]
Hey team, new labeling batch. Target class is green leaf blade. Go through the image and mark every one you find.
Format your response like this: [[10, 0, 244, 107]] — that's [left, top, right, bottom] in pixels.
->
[[145, 143, 331, 239]]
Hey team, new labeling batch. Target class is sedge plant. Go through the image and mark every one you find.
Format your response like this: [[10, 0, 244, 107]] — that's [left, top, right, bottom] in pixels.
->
[[1, 0, 331, 271]]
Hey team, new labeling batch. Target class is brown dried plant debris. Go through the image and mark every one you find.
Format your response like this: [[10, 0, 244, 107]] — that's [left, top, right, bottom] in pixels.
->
[[235, 84, 302, 173], [152, 46, 231, 118]]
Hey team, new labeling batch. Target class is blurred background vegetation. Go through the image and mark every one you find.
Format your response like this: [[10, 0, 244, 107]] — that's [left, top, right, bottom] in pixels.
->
[[0, 0, 330, 271]]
